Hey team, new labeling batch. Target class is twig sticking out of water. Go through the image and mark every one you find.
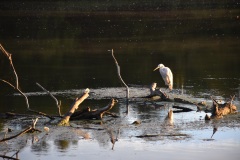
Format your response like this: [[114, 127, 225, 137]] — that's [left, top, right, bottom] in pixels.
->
[[0, 44, 53, 119], [36, 82, 62, 116], [110, 49, 129, 105], [0, 118, 41, 143]]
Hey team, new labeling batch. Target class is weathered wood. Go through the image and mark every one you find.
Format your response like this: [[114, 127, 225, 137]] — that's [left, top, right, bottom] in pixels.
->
[[147, 82, 169, 101], [210, 96, 237, 119], [70, 99, 117, 120], [58, 88, 90, 126]]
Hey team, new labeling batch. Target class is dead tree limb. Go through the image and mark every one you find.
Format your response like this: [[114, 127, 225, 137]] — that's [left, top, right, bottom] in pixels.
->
[[210, 96, 237, 119], [0, 118, 40, 142], [36, 82, 62, 116], [0, 154, 19, 160], [0, 80, 54, 119], [0, 44, 19, 88], [147, 83, 169, 100], [0, 45, 54, 119], [0, 79, 30, 108], [110, 49, 129, 100], [70, 99, 117, 120], [58, 88, 90, 126]]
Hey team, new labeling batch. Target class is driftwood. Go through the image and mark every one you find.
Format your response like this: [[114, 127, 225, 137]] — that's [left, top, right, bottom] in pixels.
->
[[70, 99, 117, 120], [58, 88, 90, 126], [147, 82, 169, 100], [210, 96, 237, 119]]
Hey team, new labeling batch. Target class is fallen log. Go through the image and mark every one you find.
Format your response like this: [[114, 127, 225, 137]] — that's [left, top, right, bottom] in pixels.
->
[[58, 88, 90, 126], [70, 99, 117, 120]]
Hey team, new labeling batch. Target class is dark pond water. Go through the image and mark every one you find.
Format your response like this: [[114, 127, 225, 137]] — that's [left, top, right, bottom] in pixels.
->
[[0, 1, 240, 159]]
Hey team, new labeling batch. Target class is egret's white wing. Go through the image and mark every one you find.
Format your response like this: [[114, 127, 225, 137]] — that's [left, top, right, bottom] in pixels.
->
[[160, 67, 170, 85]]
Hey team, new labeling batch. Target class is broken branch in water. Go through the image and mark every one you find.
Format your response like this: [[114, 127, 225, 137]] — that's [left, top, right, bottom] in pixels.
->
[[0, 44, 54, 119], [0, 154, 19, 160], [147, 82, 169, 100], [70, 99, 118, 120], [0, 118, 41, 142], [58, 88, 90, 126], [36, 82, 62, 116], [210, 96, 237, 119]]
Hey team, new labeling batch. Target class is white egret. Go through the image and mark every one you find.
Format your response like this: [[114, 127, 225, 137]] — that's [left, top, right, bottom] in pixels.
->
[[153, 64, 173, 90]]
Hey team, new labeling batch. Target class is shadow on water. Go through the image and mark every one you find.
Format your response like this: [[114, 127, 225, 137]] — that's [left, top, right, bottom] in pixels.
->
[[0, 1, 240, 159]]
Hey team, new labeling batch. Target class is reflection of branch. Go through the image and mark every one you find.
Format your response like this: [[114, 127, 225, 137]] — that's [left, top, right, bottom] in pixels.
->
[[211, 126, 218, 138], [36, 82, 62, 116], [103, 123, 120, 150]]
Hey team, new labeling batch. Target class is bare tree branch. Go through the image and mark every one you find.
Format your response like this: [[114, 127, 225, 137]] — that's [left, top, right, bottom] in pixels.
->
[[0, 44, 19, 88], [36, 82, 62, 116], [110, 49, 129, 99]]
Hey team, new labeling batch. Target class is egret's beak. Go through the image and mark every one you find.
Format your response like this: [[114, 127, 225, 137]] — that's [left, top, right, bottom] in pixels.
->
[[153, 66, 160, 71]]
